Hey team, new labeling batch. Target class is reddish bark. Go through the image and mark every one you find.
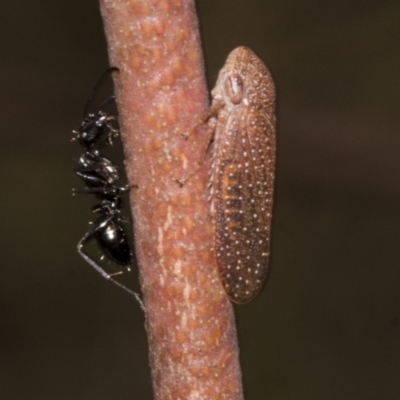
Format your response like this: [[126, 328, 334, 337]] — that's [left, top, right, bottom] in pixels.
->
[[99, 0, 243, 399]]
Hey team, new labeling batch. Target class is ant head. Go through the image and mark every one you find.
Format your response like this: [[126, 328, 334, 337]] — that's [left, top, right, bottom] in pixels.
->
[[79, 112, 109, 149], [77, 67, 120, 150]]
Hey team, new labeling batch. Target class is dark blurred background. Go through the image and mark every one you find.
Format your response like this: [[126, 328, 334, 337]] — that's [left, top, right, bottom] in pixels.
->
[[1, 1, 399, 399]]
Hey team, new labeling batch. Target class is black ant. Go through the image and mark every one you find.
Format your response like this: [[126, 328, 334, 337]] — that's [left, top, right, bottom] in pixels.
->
[[72, 68, 143, 309]]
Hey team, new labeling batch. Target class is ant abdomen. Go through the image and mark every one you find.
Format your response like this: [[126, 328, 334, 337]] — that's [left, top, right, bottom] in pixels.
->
[[96, 217, 133, 266]]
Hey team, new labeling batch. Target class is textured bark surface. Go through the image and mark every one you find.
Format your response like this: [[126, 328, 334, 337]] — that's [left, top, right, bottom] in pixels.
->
[[99, 1, 244, 399]]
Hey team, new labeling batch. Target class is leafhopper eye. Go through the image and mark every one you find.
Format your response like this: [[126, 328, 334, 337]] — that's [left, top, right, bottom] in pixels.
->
[[225, 73, 244, 104]]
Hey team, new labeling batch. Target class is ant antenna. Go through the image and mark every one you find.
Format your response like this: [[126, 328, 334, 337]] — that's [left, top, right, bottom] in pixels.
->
[[83, 67, 120, 118]]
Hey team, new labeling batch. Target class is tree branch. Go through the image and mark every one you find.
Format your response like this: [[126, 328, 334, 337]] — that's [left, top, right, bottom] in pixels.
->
[[100, 0, 243, 398]]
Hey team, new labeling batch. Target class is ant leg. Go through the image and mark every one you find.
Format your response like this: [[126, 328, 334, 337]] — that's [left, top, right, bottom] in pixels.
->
[[72, 185, 130, 196], [75, 171, 110, 187], [77, 223, 145, 311], [105, 118, 119, 135]]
